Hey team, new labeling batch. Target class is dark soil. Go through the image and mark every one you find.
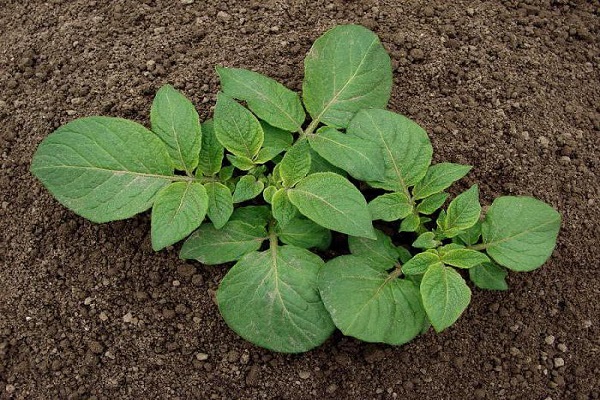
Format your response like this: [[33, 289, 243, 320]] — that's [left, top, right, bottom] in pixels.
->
[[1, 0, 599, 399]]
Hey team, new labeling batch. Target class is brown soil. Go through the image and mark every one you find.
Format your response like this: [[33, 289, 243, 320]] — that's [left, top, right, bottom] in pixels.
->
[[1, 0, 599, 399]]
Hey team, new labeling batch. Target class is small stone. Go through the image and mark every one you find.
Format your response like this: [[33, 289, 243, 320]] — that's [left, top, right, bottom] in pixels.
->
[[196, 352, 208, 361], [474, 388, 485, 399], [298, 370, 310, 379], [180, 0, 193, 4], [544, 335, 555, 345], [583, 319, 592, 328], [423, 6, 434, 17], [553, 357, 565, 368], [246, 365, 260, 386], [88, 340, 104, 354], [5, 384, 15, 393], [84, 297, 93, 305], [99, 312, 108, 321], [466, 7, 475, 16], [172, 280, 180, 287], [537, 136, 550, 148], [410, 48, 425, 61], [557, 343, 567, 352], [217, 11, 231, 22], [326, 384, 338, 394], [123, 312, 133, 323]]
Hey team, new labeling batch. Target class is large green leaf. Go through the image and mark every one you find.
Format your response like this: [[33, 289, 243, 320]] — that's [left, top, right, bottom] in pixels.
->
[[31, 117, 173, 223], [303, 25, 392, 128], [440, 249, 489, 269], [271, 189, 298, 229], [308, 127, 385, 181], [288, 172, 376, 239], [420, 263, 471, 332], [217, 67, 305, 133], [319, 255, 425, 345], [368, 192, 412, 222], [150, 85, 202, 174], [197, 119, 224, 176], [151, 182, 208, 251], [230, 205, 270, 227], [276, 218, 331, 250], [279, 140, 311, 188], [204, 182, 234, 229], [348, 229, 399, 270], [402, 252, 441, 275], [439, 185, 481, 236], [179, 220, 266, 264], [416, 192, 448, 215], [218, 245, 334, 353], [481, 196, 560, 271], [214, 92, 264, 159], [469, 262, 508, 291], [348, 109, 432, 193], [412, 163, 472, 200], [308, 148, 346, 176]]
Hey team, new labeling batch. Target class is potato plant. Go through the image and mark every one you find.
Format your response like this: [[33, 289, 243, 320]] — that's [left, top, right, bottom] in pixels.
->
[[31, 25, 561, 353]]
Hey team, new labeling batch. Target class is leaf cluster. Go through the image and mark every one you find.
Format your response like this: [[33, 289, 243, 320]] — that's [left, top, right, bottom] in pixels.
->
[[31, 25, 561, 353]]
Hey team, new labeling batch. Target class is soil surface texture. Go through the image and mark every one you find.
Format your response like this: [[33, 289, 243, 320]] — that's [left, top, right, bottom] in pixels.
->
[[1, 1, 599, 399]]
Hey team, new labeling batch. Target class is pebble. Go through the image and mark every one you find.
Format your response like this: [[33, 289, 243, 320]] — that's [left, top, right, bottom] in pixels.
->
[[553, 357, 565, 368], [99, 312, 108, 321], [123, 312, 133, 323], [557, 343, 567, 352], [217, 11, 231, 22], [537, 136, 550, 148], [544, 335, 555, 345], [326, 383, 338, 394], [196, 352, 208, 361], [423, 6, 434, 17], [180, 0, 194, 4], [298, 370, 310, 379], [410, 48, 425, 61], [88, 340, 104, 354], [246, 365, 260, 386]]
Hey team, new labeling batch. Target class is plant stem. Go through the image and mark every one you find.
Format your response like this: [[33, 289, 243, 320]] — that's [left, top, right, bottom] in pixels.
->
[[388, 263, 403, 280], [468, 243, 488, 251]]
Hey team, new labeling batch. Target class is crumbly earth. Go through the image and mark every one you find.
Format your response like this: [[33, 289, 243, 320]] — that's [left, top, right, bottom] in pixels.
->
[[0, 0, 599, 399]]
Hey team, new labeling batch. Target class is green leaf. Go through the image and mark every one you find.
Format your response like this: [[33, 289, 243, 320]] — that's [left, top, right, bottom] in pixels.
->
[[227, 154, 255, 171], [254, 147, 282, 164], [308, 148, 346, 176], [276, 218, 331, 250], [396, 246, 413, 263], [421, 263, 471, 332], [416, 192, 448, 215], [230, 205, 270, 228], [288, 172, 376, 239], [368, 192, 412, 222], [214, 92, 263, 159], [439, 185, 481, 236], [348, 109, 432, 193], [348, 229, 399, 270], [308, 127, 385, 181], [219, 165, 234, 181], [197, 119, 224, 176], [399, 213, 420, 232], [204, 182, 234, 229], [441, 249, 490, 269], [217, 245, 334, 353], [151, 182, 208, 251], [217, 67, 305, 133], [412, 163, 472, 200], [271, 189, 298, 228], [412, 232, 440, 249], [31, 117, 173, 223], [457, 221, 481, 246], [261, 122, 294, 151], [319, 255, 425, 345], [481, 196, 561, 272], [303, 25, 392, 128], [150, 85, 201, 173], [279, 140, 311, 188], [232, 175, 264, 203], [469, 262, 509, 291], [402, 252, 441, 275], [179, 220, 266, 264], [263, 185, 277, 204]]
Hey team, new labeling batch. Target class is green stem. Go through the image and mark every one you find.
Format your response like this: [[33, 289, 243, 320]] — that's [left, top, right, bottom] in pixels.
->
[[468, 243, 488, 251], [388, 263, 403, 280], [303, 118, 320, 137], [267, 219, 278, 249]]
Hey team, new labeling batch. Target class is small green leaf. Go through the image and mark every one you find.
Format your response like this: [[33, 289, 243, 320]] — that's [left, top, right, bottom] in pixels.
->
[[204, 182, 234, 229], [396, 246, 413, 263], [457, 221, 482, 246], [214, 92, 263, 159], [271, 189, 298, 228], [319, 255, 425, 345], [308, 127, 385, 181], [279, 140, 311, 188], [263, 185, 277, 204], [288, 172, 376, 239], [402, 252, 441, 275], [303, 25, 392, 128], [219, 165, 234, 181], [421, 263, 471, 332], [412, 163, 472, 200], [276, 218, 331, 250], [217, 245, 334, 353], [31, 117, 173, 223], [151, 182, 208, 251], [469, 262, 509, 291], [368, 192, 412, 222], [179, 220, 266, 264], [399, 213, 420, 232], [261, 122, 294, 151], [230, 205, 270, 228], [226, 154, 255, 171], [197, 119, 224, 176], [416, 192, 449, 215], [441, 249, 490, 269], [254, 147, 283, 164], [217, 67, 305, 132], [232, 175, 264, 203], [439, 185, 481, 236], [348, 229, 400, 270], [482, 196, 561, 271], [412, 232, 440, 249], [150, 85, 201, 173], [308, 148, 346, 176], [348, 109, 432, 193]]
